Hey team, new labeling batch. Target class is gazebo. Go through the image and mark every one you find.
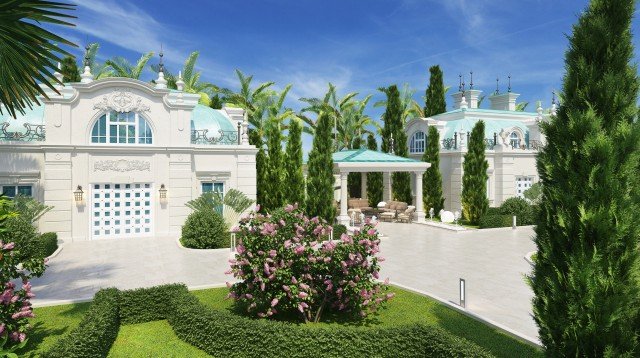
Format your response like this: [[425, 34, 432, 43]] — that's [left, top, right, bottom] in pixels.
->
[[332, 149, 430, 225]]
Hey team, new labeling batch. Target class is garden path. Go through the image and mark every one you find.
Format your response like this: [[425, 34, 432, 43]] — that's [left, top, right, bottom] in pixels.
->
[[377, 222, 538, 343]]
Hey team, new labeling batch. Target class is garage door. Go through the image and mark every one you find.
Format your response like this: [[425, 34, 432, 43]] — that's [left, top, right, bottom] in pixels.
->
[[91, 183, 153, 239]]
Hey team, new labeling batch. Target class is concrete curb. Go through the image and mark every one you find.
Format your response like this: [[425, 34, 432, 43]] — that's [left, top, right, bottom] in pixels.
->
[[524, 251, 536, 265], [414, 221, 468, 231], [45, 245, 64, 260], [388, 281, 542, 349]]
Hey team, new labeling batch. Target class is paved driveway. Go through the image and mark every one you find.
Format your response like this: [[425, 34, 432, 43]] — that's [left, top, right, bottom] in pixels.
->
[[30, 237, 232, 306], [377, 222, 538, 341], [30, 224, 538, 343]]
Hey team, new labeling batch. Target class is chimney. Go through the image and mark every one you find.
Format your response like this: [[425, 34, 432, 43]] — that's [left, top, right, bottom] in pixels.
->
[[451, 89, 483, 110], [488, 92, 519, 111]]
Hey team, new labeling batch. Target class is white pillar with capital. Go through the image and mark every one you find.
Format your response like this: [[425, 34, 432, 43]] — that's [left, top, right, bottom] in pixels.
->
[[414, 171, 425, 223], [337, 172, 350, 226], [383, 172, 391, 201], [361, 172, 368, 200]]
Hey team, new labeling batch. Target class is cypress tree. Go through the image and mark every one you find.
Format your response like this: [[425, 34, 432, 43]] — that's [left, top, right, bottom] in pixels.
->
[[284, 118, 305, 206], [249, 130, 268, 212], [460, 120, 488, 224], [422, 126, 444, 214], [306, 112, 335, 221], [381, 85, 412, 203], [263, 119, 284, 212], [209, 94, 224, 109], [347, 137, 362, 198], [61, 56, 80, 83], [424, 65, 447, 117], [366, 134, 383, 208], [529, 0, 640, 355]]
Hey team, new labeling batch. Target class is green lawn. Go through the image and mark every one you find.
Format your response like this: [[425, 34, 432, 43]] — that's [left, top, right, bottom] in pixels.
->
[[21, 286, 541, 357]]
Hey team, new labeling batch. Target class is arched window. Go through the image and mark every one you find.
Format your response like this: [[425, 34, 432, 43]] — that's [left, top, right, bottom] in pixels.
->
[[91, 111, 153, 144], [509, 131, 521, 149], [409, 131, 426, 153]]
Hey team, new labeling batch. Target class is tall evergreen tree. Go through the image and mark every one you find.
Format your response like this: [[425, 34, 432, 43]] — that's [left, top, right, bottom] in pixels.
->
[[366, 134, 383, 208], [306, 112, 335, 222], [461, 121, 488, 224], [380, 85, 412, 203], [422, 126, 444, 214], [250, 130, 268, 213], [263, 119, 284, 212], [284, 118, 305, 206], [347, 137, 362, 198], [424, 65, 447, 117], [60, 56, 80, 83], [529, 0, 640, 355]]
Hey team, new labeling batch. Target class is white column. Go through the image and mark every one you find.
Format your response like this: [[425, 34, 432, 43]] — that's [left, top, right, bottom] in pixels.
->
[[415, 172, 425, 222], [361, 172, 368, 200], [383, 172, 391, 201], [337, 172, 350, 226]]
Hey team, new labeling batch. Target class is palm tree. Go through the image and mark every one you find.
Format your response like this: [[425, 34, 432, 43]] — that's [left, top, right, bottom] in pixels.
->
[[218, 69, 275, 135], [0, 0, 76, 118], [515, 101, 529, 111], [298, 83, 358, 135], [84, 43, 114, 80], [337, 95, 375, 150], [105, 52, 154, 79], [151, 51, 217, 105]]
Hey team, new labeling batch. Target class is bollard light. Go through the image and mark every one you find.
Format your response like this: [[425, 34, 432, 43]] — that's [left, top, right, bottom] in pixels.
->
[[230, 233, 237, 252], [512, 215, 517, 229], [459, 278, 466, 308]]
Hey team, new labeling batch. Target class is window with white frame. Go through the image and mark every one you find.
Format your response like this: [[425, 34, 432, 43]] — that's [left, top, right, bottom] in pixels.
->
[[515, 176, 534, 198], [409, 131, 426, 153], [1, 185, 32, 198], [509, 131, 521, 149], [91, 111, 153, 144], [202, 182, 224, 214]]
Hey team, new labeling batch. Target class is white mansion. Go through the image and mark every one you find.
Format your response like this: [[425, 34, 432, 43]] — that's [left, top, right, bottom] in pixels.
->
[[406, 87, 551, 212], [0, 69, 256, 242]]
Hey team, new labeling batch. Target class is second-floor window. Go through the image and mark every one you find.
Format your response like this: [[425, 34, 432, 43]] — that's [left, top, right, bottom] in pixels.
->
[[409, 131, 426, 153], [509, 131, 521, 149], [91, 111, 153, 144]]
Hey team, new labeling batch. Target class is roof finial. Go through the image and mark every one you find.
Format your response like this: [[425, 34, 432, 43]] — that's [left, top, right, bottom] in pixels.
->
[[551, 91, 557, 116], [469, 71, 474, 90], [155, 45, 167, 89], [80, 43, 93, 83], [460, 91, 468, 111], [507, 74, 512, 93], [461, 74, 466, 92], [458, 74, 462, 92], [495, 77, 500, 95], [54, 62, 64, 90], [176, 70, 184, 91]]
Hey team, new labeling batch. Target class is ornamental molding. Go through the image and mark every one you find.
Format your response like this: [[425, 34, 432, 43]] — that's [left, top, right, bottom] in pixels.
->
[[93, 88, 150, 113], [94, 159, 151, 172]]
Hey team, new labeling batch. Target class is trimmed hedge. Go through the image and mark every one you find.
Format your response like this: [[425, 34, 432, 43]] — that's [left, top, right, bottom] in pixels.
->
[[38, 232, 58, 257], [43, 284, 493, 357], [43, 288, 120, 358], [119, 284, 189, 324], [498, 197, 535, 225], [0, 216, 39, 262], [181, 210, 230, 249], [479, 215, 513, 229], [168, 288, 492, 357]]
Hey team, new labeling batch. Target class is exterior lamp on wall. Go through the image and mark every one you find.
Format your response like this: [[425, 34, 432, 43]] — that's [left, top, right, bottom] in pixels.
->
[[73, 185, 84, 204], [159, 184, 168, 203]]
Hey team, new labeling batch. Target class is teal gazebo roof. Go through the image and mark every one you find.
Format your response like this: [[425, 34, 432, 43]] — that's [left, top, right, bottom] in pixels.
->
[[333, 149, 421, 163]]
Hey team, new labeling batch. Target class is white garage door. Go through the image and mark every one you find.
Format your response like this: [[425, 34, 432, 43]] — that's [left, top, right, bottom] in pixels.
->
[[91, 183, 153, 239], [515, 176, 533, 198]]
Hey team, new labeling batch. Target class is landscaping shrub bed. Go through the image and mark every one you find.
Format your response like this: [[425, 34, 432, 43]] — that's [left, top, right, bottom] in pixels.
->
[[38, 232, 58, 257], [479, 215, 513, 229], [40, 284, 493, 357], [181, 210, 230, 249], [43, 288, 120, 358]]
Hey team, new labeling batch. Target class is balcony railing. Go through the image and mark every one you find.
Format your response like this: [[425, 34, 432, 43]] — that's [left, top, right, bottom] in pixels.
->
[[0, 122, 45, 142], [191, 129, 239, 145], [442, 132, 497, 150]]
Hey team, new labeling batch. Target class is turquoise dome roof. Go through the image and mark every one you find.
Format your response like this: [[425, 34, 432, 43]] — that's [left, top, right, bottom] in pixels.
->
[[442, 118, 528, 139], [0, 104, 45, 131], [190, 104, 235, 133]]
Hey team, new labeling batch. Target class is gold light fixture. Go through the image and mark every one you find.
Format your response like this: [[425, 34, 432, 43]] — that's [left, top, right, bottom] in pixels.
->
[[73, 185, 84, 203], [159, 184, 167, 201]]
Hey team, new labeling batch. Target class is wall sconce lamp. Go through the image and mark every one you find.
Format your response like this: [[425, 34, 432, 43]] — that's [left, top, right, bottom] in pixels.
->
[[159, 184, 167, 203], [73, 185, 84, 203]]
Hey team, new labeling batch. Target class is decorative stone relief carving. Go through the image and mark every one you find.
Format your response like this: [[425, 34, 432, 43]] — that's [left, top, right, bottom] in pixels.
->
[[94, 159, 150, 172], [93, 88, 150, 113]]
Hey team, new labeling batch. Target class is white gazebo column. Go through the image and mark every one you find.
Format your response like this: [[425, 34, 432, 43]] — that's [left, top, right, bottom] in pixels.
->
[[383, 172, 392, 201], [337, 172, 350, 226], [361, 172, 368, 200], [414, 171, 425, 223]]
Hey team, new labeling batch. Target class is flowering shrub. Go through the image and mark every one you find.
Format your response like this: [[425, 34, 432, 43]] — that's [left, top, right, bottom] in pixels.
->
[[226, 204, 392, 323]]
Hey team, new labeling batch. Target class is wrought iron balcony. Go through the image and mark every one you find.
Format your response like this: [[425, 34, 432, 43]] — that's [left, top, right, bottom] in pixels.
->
[[0, 122, 45, 142], [527, 140, 544, 150], [191, 129, 239, 145]]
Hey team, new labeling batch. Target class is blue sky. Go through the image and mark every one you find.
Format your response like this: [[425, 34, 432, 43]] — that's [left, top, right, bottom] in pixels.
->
[[55, 0, 634, 151]]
